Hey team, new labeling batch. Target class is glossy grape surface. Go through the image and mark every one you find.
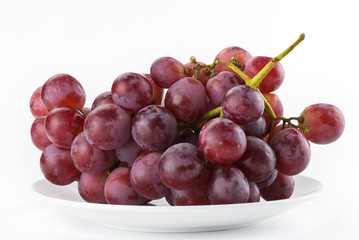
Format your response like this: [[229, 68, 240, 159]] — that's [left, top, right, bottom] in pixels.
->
[[207, 165, 249, 204], [111, 72, 153, 112], [31, 116, 52, 151], [222, 85, 264, 125], [150, 57, 185, 88], [260, 172, 295, 201], [30, 86, 48, 117], [40, 144, 81, 186], [130, 151, 169, 200], [199, 118, 247, 165], [244, 56, 285, 93], [41, 73, 86, 111], [78, 172, 108, 204], [159, 143, 205, 190], [270, 128, 311, 176], [132, 105, 177, 151], [84, 104, 131, 150], [299, 103, 345, 144], [214, 46, 252, 73], [71, 132, 117, 174], [45, 106, 85, 149]]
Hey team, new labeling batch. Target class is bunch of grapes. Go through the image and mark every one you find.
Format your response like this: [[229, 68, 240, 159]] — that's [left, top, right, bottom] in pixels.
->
[[30, 34, 345, 206]]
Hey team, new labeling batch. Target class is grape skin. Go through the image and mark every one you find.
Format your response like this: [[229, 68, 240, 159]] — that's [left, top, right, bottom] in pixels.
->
[[115, 136, 144, 168], [78, 172, 108, 204], [30, 86, 48, 117], [260, 172, 295, 201], [31, 116, 52, 151], [91, 91, 115, 110], [150, 57, 185, 88], [214, 46, 252, 74], [247, 182, 260, 203]]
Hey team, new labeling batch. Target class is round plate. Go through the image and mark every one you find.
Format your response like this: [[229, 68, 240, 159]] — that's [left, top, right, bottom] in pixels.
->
[[32, 175, 322, 232]]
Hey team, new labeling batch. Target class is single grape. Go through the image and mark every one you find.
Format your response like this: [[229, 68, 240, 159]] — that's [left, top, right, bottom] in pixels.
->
[[115, 136, 144, 168], [159, 143, 205, 190], [131, 105, 177, 151], [104, 167, 147, 205], [142, 74, 164, 105], [30, 86, 48, 117], [30, 116, 52, 151], [71, 132, 117, 174], [243, 56, 285, 93], [199, 118, 247, 165], [270, 128, 311, 176], [45, 106, 85, 149], [247, 182, 260, 203], [214, 46, 252, 73], [41, 73, 86, 111], [299, 103, 345, 144], [165, 77, 207, 124], [130, 151, 169, 200], [78, 172, 108, 204], [84, 104, 131, 150], [256, 169, 278, 189], [262, 93, 284, 128], [81, 107, 91, 116], [111, 72, 153, 112], [40, 144, 81, 185], [207, 165, 249, 204], [205, 71, 245, 107], [184, 61, 212, 86], [91, 91, 115, 110], [238, 116, 267, 139], [171, 169, 210, 206], [150, 57, 186, 88], [170, 129, 199, 147], [222, 85, 264, 125], [236, 136, 276, 182], [260, 172, 295, 201]]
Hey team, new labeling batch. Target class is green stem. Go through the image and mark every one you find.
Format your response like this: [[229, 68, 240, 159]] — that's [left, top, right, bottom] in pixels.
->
[[178, 106, 223, 130], [248, 33, 305, 88], [215, 60, 252, 85]]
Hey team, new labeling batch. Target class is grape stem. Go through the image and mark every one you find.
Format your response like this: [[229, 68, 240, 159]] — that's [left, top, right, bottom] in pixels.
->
[[178, 106, 223, 131]]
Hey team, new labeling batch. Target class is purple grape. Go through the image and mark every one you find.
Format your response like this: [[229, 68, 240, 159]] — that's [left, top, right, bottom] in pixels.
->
[[104, 167, 147, 205], [207, 165, 249, 204], [236, 136, 276, 182], [165, 77, 207, 124], [247, 182, 260, 203], [238, 116, 267, 139], [205, 71, 244, 107], [30, 86, 48, 117], [115, 136, 144, 167], [40, 144, 81, 186], [222, 85, 264, 125], [150, 57, 185, 88], [199, 118, 247, 165], [256, 169, 278, 189], [91, 91, 115, 110], [170, 129, 199, 147], [78, 172, 108, 204], [71, 132, 117, 174], [111, 72, 153, 112], [214, 46, 252, 74], [260, 172, 295, 201], [84, 104, 132, 150], [159, 143, 205, 190], [131, 105, 177, 151], [270, 128, 311, 176], [31, 116, 52, 151], [130, 151, 169, 200]]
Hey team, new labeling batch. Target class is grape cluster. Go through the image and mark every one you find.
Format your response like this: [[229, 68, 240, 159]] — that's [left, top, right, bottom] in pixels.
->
[[30, 34, 345, 206]]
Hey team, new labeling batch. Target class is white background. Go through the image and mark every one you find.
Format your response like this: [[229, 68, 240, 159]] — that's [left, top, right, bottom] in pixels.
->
[[0, 0, 358, 239]]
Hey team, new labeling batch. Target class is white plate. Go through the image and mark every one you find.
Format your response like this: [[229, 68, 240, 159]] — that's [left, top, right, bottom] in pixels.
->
[[32, 175, 322, 232]]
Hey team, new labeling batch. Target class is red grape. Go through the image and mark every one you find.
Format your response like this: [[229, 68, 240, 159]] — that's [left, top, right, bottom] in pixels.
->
[[104, 167, 147, 205], [214, 46, 252, 73], [256, 169, 278, 189], [159, 143, 205, 190], [243, 56, 285, 93], [45, 106, 85, 149], [299, 103, 345, 144], [30, 116, 52, 151], [247, 182, 260, 203], [205, 71, 244, 107], [238, 116, 267, 139], [184, 61, 212, 86], [91, 91, 115, 110], [199, 118, 247, 165], [78, 172, 108, 204], [131, 105, 177, 151], [270, 128, 311, 176], [236, 136, 276, 182], [150, 57, 185, 88], [262, 92, 284, 128], [207, 165, 249, 204], [260, 172, 295, 201], [30, 86, 48, 117], [143, 74, 164, 105], [130, 151, 169, 200], [40, 144, 81, 185], [165, 77, 207, 124], [41, 73, 86, 111], [84, 104, 131, 150], [71, 132, 117, 174], [222, 85, 264, 125], [111, 72, 153, 112], [115, 136, 144, 168]]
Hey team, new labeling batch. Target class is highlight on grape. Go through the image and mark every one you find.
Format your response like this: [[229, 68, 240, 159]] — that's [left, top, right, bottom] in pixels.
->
[[30, 34, 345, 205]]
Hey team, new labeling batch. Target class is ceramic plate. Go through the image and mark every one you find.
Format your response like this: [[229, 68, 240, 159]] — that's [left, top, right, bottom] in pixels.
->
[[32, 175, 322, 232]]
